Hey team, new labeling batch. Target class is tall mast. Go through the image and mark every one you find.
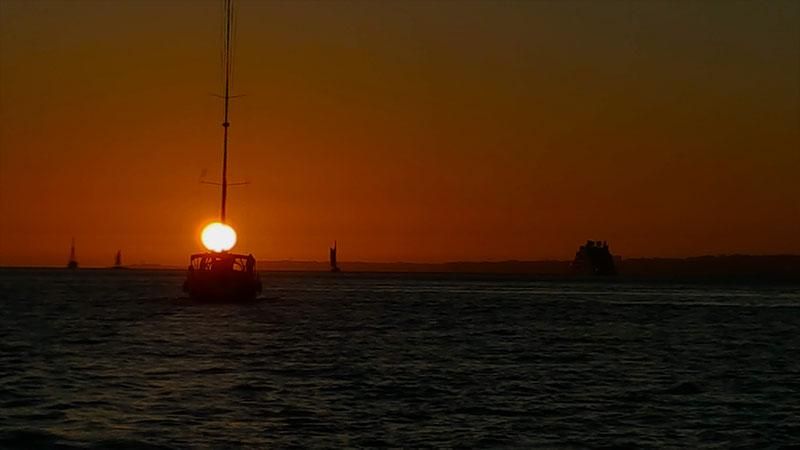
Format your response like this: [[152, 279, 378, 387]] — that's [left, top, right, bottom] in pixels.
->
[[220, 0, 233, 223], [69, 238, 76, 262]]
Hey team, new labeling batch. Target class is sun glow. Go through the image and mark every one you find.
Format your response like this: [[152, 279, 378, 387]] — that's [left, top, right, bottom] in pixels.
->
[[201, 222, 237, 252]]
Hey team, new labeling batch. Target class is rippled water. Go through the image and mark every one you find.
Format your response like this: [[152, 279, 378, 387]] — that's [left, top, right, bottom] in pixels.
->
[[1, 268, 799, 448]]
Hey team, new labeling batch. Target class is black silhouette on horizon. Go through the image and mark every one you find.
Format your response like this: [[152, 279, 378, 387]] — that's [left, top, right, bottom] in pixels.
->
[[330, 241, 341, 273], [67, 238, 78, 270], [571, 240, 617, 276]]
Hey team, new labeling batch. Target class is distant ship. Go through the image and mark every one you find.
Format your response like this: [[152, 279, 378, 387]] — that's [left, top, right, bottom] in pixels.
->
[[330, 241, 341, 273], [571, 240, 617, 275], [67, 238, 78, 270], [182, 0, 261, 302], [112, 250, 127, 269]]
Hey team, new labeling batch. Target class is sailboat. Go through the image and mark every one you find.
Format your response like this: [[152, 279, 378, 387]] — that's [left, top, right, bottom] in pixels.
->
[[67, 238, 78, 270], [183, 0, 262, 302], [330, 241, 341, 273], [112, 250, 126, 269]]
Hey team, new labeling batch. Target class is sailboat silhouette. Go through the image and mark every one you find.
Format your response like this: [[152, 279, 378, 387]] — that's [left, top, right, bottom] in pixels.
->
[[112, 250, 126, 269], [330, 241, 341, 273], [182, 0, 261, 302], [67, 238, 78, 270]]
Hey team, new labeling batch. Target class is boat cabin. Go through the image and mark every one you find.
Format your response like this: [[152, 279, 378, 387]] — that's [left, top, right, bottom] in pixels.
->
[[188, 252, 256, 274], [184, 252, 262, 302]]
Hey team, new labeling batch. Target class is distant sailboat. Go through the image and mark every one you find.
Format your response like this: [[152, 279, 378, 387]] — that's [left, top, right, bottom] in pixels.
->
[[330, 241, 341, 273], [182, 0, 261, 302], [67, 238, 78, 270], [112, 250, 126, 269]]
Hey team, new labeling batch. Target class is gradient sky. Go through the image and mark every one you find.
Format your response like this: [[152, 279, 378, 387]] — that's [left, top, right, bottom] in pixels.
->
[[1, 0, 798, 266]]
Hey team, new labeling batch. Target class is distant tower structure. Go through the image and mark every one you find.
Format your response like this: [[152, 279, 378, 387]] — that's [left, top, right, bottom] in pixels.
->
[[114, 250, 123, 269], [330, 241, 341, 273], [571, 240, 617, 275], [67, 238, 79, 270]]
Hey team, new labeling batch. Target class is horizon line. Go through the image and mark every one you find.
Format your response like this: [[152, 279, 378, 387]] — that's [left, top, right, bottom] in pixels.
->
[[3, 253, 800, 270]]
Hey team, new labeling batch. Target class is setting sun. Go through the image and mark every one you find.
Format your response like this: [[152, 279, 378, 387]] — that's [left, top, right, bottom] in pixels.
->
[[201, 222, 237, 253]]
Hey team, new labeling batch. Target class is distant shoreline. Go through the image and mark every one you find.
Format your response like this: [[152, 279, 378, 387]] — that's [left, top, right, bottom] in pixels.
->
[[3, 255, 799, 280]]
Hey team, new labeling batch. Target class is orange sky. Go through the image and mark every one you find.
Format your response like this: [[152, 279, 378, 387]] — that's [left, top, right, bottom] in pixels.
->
[[1, 0, 798, 266]]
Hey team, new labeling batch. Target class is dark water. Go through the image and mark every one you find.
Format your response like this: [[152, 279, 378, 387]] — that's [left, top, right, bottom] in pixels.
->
[[1, 269, 799, 448]]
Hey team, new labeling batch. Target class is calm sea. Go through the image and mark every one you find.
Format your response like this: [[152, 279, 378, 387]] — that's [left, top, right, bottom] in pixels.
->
[[1, 268, 798, 448]]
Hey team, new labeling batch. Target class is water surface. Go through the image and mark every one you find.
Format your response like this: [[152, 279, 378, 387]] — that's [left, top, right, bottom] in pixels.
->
[[1, 269, 798, 447]]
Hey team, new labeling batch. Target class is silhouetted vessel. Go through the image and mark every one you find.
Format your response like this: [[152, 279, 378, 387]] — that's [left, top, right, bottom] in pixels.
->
[[67, 238, 78, 270], [182, 0, 261, 302], [571, 240, 617, 276], [330, 241, 340, 273], [112, 250, 127, 269]]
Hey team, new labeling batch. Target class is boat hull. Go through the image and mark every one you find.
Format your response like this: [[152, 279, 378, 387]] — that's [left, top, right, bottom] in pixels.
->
[[183, 271, 262, 303]]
